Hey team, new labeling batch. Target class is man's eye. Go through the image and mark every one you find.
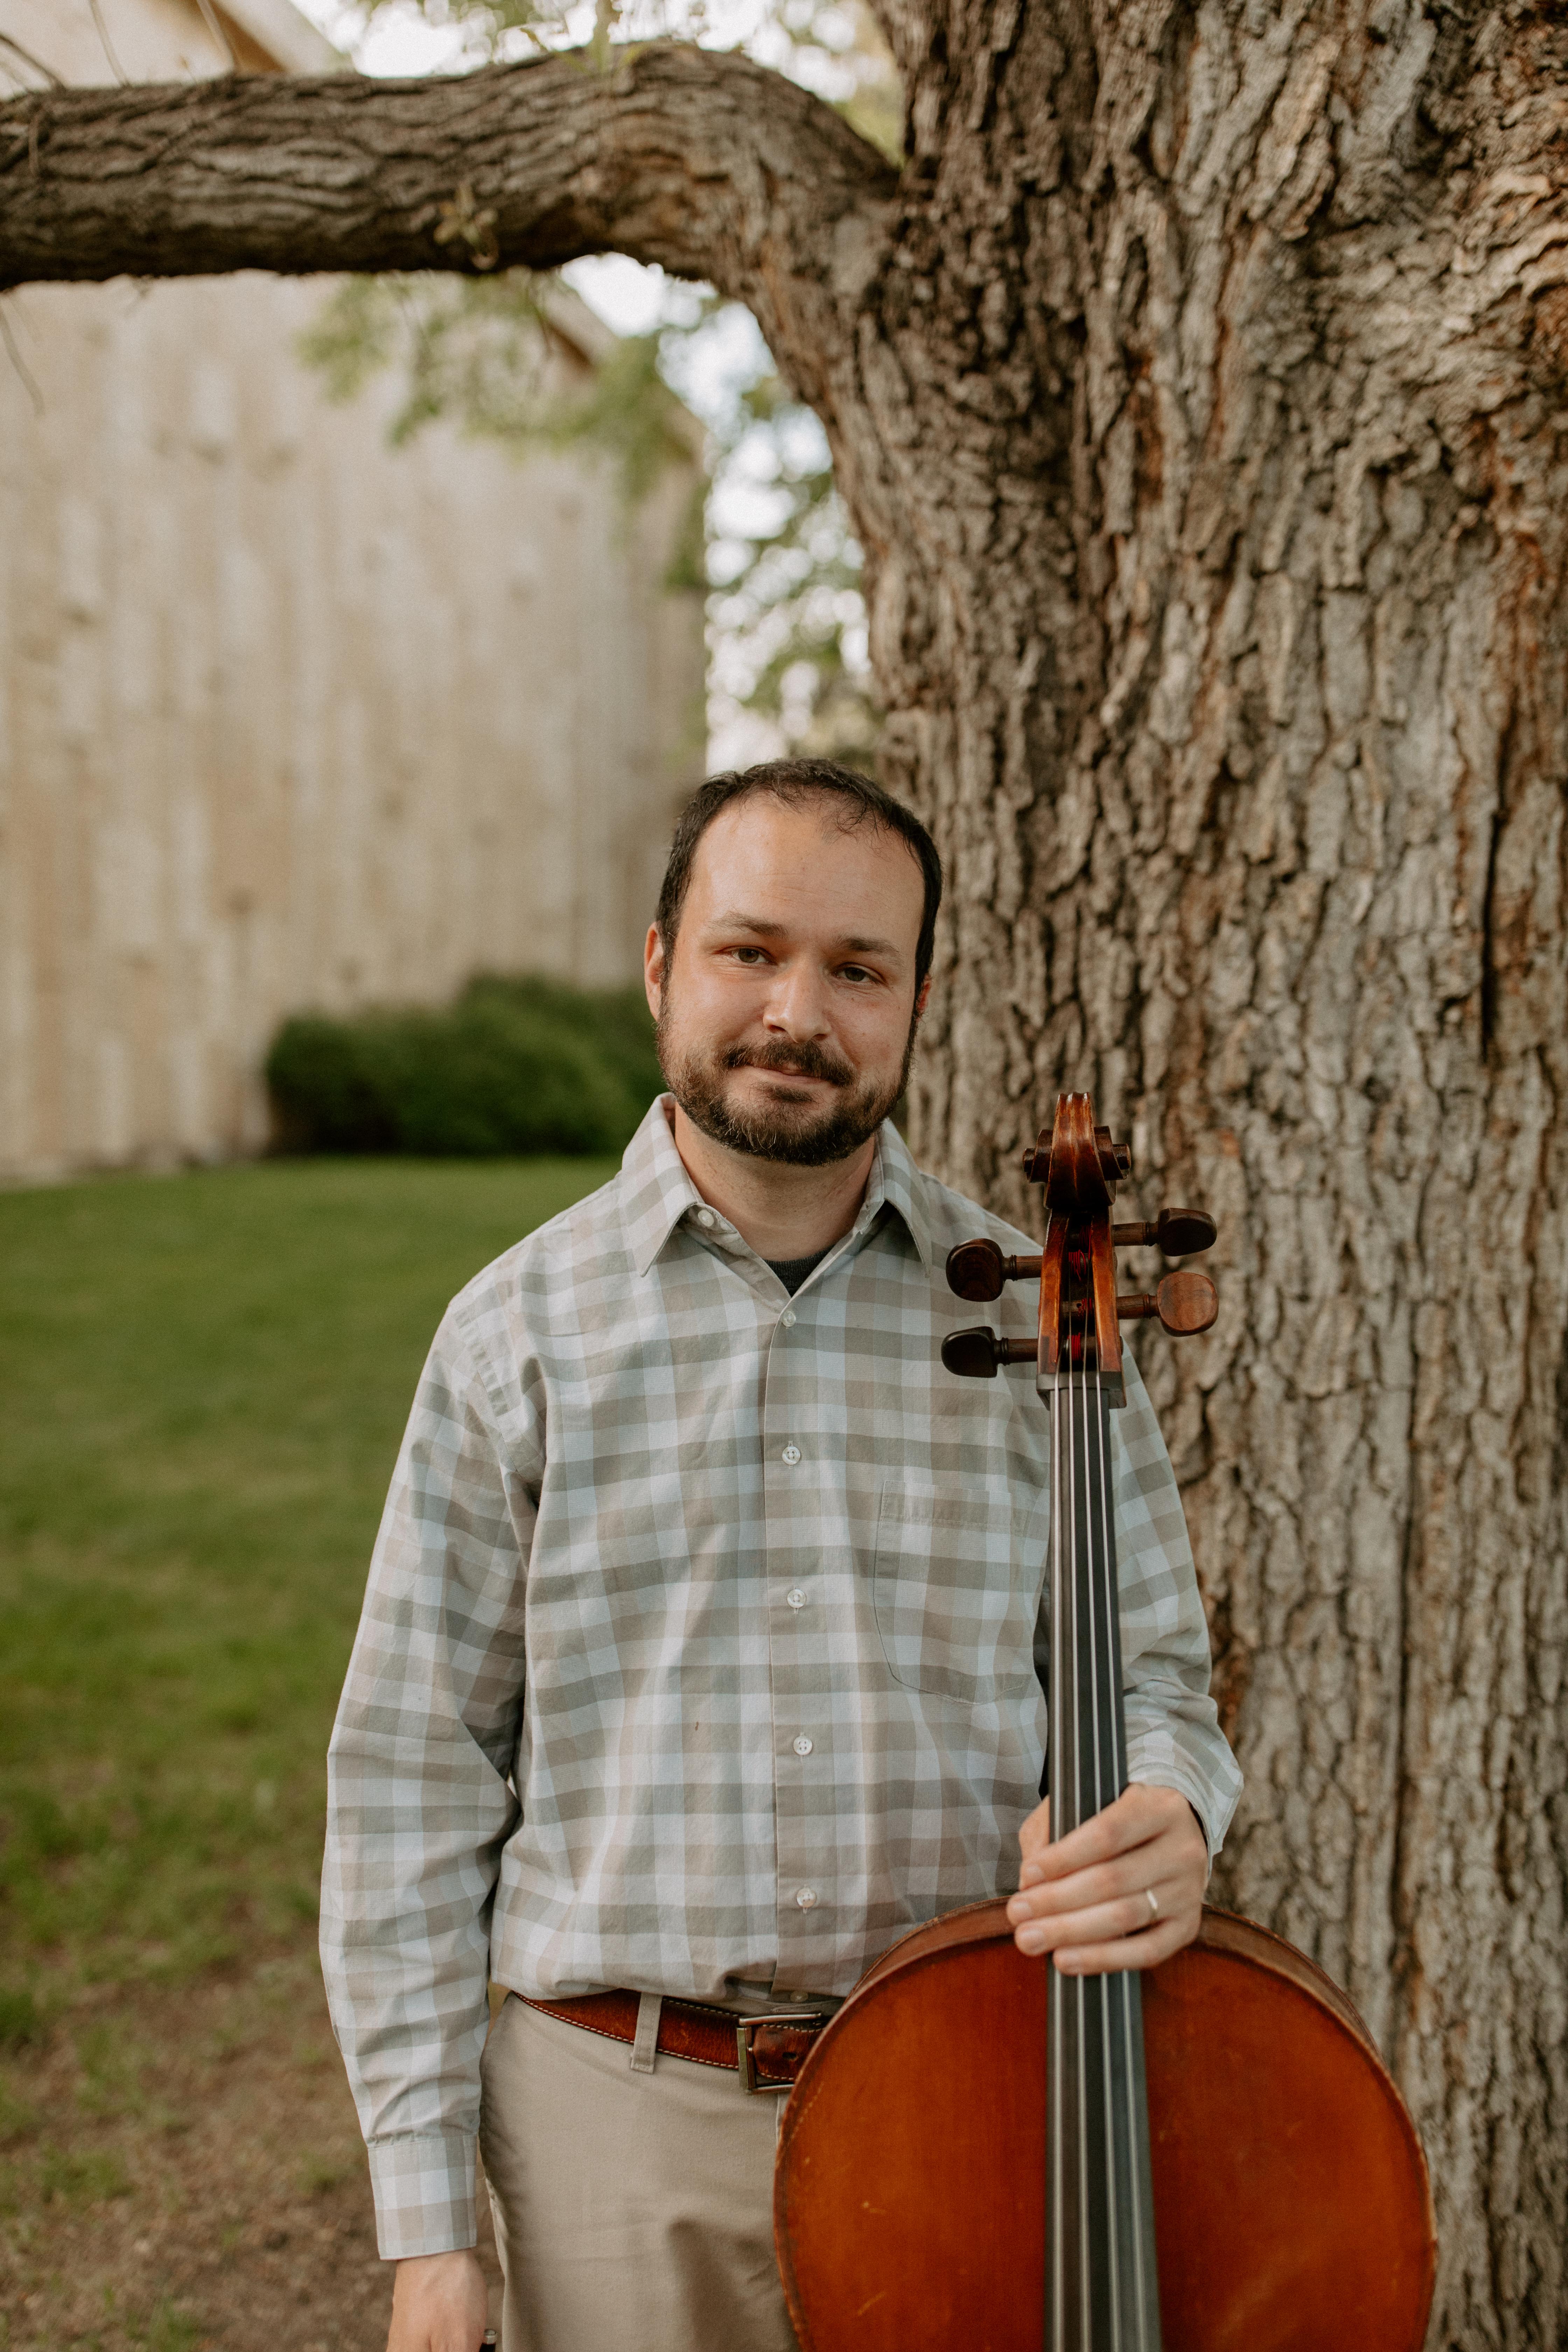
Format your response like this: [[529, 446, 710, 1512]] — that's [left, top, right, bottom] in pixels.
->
[[840, 965, 877, 985], [732, 947, 770, 965]]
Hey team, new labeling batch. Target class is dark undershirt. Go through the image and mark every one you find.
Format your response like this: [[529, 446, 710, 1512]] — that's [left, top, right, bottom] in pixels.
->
[[766, 1248, 831, 1296]]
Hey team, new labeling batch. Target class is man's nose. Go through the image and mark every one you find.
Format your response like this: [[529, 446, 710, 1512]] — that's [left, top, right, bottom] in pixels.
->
[[763, 961, 832, 1040]]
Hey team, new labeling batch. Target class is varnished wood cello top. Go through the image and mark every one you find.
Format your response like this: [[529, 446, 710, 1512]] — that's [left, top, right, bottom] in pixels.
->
[[776, 1902, 1436, 2351]]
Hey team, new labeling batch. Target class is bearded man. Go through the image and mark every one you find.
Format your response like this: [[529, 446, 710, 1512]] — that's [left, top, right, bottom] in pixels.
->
[[321, 758, 1241, 2352]]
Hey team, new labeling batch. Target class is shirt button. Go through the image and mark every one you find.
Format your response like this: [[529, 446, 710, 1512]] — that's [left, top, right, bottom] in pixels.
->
[[780, 1309, 797, 1328], [795, 1888, 818, 1911], [793, 1735, 814, 1757], [786, 1588, 806, 1609], [781, 1444, 802, 1465], [695, 1207, 716, 1227]]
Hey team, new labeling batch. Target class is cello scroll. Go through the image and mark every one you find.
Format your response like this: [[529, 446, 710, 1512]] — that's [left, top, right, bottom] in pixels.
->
[[942, 1101, 1219, 1382]]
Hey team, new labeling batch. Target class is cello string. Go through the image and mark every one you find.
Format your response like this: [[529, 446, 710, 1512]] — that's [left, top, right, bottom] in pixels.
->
[[1070, 1306, 1091, 2352], [1046, 1197, 1162, 2351], [1093, 1360, 1149, 2349], [1067, 1260, 1081, 2343], [1084, 1281, 1122, 2349], [1049, 1307, 1065, 2352]]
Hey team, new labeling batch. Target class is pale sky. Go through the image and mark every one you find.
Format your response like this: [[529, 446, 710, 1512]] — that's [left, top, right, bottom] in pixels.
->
[[287, 2, 755, 344]]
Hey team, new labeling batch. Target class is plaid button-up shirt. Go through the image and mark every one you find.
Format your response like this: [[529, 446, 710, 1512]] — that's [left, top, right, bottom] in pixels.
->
[[321, 1099, 1241, 2258]]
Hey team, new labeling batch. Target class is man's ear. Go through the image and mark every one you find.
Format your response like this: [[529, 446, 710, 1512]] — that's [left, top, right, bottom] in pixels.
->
[[644, 924, 666, 1022], [913, 974, 932, 1022]]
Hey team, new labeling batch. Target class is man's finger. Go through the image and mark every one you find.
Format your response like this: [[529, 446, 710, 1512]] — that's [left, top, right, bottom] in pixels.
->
[[1021, 1790, 1168, 1882], [1033, 1918, 1189, 1974], [1009, 1852, 1179, 1920], [1018, 1795, 1051, 1856], [1018, 1831, 1187, 1897], [1012, 1890, 1186, 1955]]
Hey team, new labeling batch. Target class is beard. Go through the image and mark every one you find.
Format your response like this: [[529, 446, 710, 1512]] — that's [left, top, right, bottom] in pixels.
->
[[657, 1001, 917, 1168]]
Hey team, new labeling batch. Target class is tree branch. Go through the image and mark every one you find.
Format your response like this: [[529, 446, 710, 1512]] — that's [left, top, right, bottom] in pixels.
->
[[0, 43, 897, 336]]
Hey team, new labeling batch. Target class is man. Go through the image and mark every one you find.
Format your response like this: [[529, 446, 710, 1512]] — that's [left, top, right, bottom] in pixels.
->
[[322, 758, 1242, 2352]]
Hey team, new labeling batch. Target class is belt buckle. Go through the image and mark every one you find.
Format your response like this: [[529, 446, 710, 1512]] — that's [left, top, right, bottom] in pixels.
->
[[735, 2012, 814, 2094]]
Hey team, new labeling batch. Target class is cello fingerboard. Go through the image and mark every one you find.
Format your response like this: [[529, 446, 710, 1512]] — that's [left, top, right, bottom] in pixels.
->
[[1045, 1357, 1164, 2352]]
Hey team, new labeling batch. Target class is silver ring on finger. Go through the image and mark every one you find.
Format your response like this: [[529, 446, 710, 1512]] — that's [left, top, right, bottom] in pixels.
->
[[1144, 1887, 1160, 1923]]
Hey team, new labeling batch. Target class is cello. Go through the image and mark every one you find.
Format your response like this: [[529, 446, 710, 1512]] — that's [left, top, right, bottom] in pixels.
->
[[774, 1092, 1435, 2351]]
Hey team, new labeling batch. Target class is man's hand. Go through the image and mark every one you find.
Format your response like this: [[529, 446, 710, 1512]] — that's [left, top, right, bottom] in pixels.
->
[[387, 2249, 489, 2352], [1006, 1784, 1208, 1973]]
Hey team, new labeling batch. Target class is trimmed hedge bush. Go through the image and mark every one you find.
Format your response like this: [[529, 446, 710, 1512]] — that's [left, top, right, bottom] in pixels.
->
[[265, 974, 664, 1156]]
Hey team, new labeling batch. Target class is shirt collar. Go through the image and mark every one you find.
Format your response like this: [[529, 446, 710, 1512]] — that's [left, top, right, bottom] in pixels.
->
[[857, 1114, 933, 1269], [619, 1096, 933, 1279], [620, 1098, 704, 1277]]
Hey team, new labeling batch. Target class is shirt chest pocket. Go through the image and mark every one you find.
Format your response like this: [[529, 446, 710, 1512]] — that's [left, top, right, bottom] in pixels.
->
[[872, 1479, 1043, 1705]]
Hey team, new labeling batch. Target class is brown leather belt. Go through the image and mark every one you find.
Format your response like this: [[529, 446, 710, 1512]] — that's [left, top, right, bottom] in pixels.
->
[[519, 1989, 830, 2093]]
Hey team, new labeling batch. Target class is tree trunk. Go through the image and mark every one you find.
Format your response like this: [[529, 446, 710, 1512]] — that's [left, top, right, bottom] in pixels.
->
[[3, 7, 1566, 2342], [833, 8, 1568, 2344]]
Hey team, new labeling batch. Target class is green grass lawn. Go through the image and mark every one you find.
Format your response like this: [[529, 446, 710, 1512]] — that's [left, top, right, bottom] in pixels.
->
[[0, 1158, 611, 2037]]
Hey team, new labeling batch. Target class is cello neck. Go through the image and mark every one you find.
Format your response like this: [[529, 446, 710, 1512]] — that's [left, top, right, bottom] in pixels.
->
[[1044, 1330, 1162, 2351], [1048, 1340, 1127, 1847]]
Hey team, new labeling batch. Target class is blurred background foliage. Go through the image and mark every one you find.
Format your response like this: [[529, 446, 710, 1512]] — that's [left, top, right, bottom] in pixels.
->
[[265, 974, 664, 1155], [296, 0, 898, 770]]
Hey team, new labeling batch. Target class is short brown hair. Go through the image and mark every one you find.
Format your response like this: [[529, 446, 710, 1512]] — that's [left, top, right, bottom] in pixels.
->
[[656, 759, 943, 986]]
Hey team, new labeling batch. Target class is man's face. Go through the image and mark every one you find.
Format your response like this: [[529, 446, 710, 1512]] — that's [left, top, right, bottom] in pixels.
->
[[645, 794, 930, 1167]]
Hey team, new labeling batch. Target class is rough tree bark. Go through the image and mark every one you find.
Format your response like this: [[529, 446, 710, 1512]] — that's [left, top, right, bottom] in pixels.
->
[[3, 10, 1566, 2346]]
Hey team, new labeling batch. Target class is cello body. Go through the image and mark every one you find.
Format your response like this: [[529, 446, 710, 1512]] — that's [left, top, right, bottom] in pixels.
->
[[775, 1899, 1436, 2351]]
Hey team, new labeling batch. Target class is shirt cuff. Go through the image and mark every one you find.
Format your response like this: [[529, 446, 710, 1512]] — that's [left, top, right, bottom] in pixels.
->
[[367, 2131, 478, 2261]]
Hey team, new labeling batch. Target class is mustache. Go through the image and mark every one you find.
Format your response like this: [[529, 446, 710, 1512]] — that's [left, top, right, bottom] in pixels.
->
[[723, 1039, 856, 1088]]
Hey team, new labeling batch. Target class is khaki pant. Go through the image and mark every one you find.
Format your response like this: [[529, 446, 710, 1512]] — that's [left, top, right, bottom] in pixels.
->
[[479, 1994, 801, 2352]]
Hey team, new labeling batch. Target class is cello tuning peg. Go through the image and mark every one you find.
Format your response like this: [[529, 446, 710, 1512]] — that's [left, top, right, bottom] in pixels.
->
[[941, 1327, 1037, 1378], [1111, 1208, 1218, 1257], [1156, 1269, 1218, 1335], [1154, 1208, 1216, 1256], [945, 1239, 1005, 1301], [1116, 1270, 1218, 1337], [1094, 1125, 1132, 1183], [941, 1326, 1003, 1378], [945, 1239, 1045, 1301]]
